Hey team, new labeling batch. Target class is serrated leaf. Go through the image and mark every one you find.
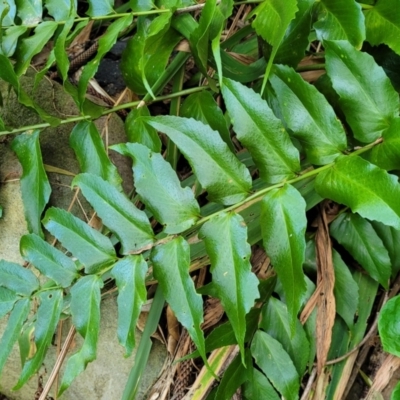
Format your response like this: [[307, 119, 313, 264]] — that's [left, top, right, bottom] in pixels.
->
[[73, 173, 154, 254], [251, 330, 299, 400], [325, 40, 399, 142], [260, 184, 307, 327], [121, 13, 180, 95], [270, 64, 347, 165], [0, 260, 39, 296], [243, 367, 280, 400], [0, 0, 16, 26], [45, 0, 76, 21], [0, 299, 30, 377], [260, 298, 309, 376], [314, 0, 365, 48], [112, 142, 200, 233], [378, 295, 400, 357], [365, 118, 400, 170], [330, 212, 391, 288], [222, 77, 300, 183], [199, 212, 260, 360], [20, 233, 78, 288], [42, 207, 116, 274], [15, 0, 42, 24], [14, 21, 58, 76], [365, 0, 400, 55], [215, 354, 247, 400], [87, 0, 113, 17], [125, 106, 161, 152], [78, 14, 132, 107], [12, 130, 51, 238], [372, 220, 400, 277], [111, 256, 147, 357], [0, 26, 27, 57], [70, 121, 122, 189], [143, 116, 252, 205], [14, 290, 63, 389], [315, 155, 400, 230], [0, 288, 18, 318], [59, 275, 103, 396], [151, 237, 206, 362], [181, 91, 233, 151]]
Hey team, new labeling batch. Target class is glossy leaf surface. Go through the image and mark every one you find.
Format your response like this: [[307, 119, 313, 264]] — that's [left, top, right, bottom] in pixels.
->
[[260, 184, 307, 326], [20, 233, 78, 288], [42, 207, 116, 274], [111, 256, 147, 357], [12, 131, 51, 238], [15, 0, 42, 24], [73, 173, 154, 254], [251, 330, 299, 400], [222, 77, 300, 183], [0, 288, 18, 319], [70, 121, 122, 189], [59, 275, 103, 395], [45, 0, 76, 21], [151, 237, 206, 361], [87, 0, 113, 16], [314, 0, 365, 48], [330, 212, 391, 288], [270, 64, 347, 165], [143, 116, 252, 205], [215, 354, 247, 399], [243, 367, 280, 400], [379, 295, 400, 356], [315, 156, 400, 230], [0, 260, 39, 296], [199, 212, 260, 360], [325, 40, 399, 142], [14, 290, 63, 389], [112, 142, 200, 233]]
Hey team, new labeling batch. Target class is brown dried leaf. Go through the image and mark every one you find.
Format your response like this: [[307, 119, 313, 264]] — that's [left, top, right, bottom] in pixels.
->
[[167, 305, 180, 356]]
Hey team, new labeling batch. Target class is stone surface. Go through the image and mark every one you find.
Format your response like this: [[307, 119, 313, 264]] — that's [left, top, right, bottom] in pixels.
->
[[0, 73, 166, 399]]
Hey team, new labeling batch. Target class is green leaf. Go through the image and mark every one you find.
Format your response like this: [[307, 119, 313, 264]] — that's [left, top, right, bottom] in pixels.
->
[[330, 212, 391, 288], [222, 77, 300, 183], [143, 116, 252, 205], [78, 15, 132, 107], [0, 0, 16, 26], [54, 16, 75, 82], [14, 290, 63, 389], [70, 121, 122, 189], [379, 295, 400, 357], [0, 299, 30, 377], [0, 26, 27, 57], [251, 330, 299, 400], [42, 207, 116, 274], [243, 367, 280, 400], [391, 381, 400, 400], [112, 142, 200, 234], [15, 0, 42, 24], [314, 0, 365, 48], [45, 0, 76, 21], [365, 0, 400, 55], [87, 0, 114, 16], [59, 275, 103, 396], [260, 298, 309, 376], [270, 64, 347, 165], [332, 250, 359, 328], [20, 233, 78, 288], [121, 13, 180, 95], [325, 40, 399, 142], [111, 256, 147, 357], [365, 118, 400, 170], [73, 173, 154, 254], [151, 237, 207, 362], [181, 91, 233, 152], [215, 354, 247, 400], [11, 130, 51, 238], [0, 260, 39, 296], [250, 0, 298, 49], [199, 212, 260, 360], [125, 106, 161, 153], [315, 155, 400, 230], [0, 288, 18, 319], [372, 220, 400, 277], [14, 21, 58, 76], [129, 0, 153, 12], [260, 184, 307, 327]]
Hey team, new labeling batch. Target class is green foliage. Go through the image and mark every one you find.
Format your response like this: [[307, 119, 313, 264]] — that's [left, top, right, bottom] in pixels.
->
[[1, 1, 400, 399]]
